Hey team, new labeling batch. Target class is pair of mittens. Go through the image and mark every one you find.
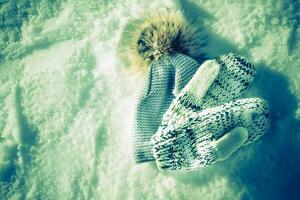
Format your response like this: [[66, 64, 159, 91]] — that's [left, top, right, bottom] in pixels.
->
[[151, 54, 270, 171]]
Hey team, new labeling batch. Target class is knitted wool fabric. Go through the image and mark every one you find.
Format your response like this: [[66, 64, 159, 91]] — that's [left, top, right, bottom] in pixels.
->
[[159, 54, 255, 132], [134, 52, 200, 163], [152, 98, 270, 171], [151, 54, 270, 171]]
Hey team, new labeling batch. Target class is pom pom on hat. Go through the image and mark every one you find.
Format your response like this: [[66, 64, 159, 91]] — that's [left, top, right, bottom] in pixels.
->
[[118, 10, 207, 72], [134, 10, 207, 62]]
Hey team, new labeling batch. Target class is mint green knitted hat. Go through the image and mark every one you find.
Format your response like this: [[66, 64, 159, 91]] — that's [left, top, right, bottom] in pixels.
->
[[132, 12, 207, 163]]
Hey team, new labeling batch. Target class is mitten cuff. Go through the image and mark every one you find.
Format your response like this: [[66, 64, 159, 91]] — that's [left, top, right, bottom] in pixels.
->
[[152, 128, 218, 171]]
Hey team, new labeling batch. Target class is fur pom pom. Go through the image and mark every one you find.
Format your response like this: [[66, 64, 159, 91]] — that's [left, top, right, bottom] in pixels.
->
[[118, 10, 207, 73]]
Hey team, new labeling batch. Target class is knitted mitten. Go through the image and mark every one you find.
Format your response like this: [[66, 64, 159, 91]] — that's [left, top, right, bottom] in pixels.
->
[[160, 54, 255, 132], [152, 98, 270, 171], [134, 53, 200, 163], [151, 54, 270, 171]]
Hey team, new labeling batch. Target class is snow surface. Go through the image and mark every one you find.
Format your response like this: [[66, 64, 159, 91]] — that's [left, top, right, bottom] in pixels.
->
[[0, 0, 299, 199]]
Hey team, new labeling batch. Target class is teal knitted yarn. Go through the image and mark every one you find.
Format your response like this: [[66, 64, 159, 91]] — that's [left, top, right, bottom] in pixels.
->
[[134, 53, 200, 163], [131, 11, 207, 163]]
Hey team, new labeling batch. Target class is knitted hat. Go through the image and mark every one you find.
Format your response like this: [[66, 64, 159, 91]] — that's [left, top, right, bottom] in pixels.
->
[[132, 11, 207, 163], [151, 55, 270, 171], [134, 53, 200, 163]]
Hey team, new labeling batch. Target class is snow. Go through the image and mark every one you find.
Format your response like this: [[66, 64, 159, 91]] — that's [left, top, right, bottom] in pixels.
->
[[0, 0, 299, 199]]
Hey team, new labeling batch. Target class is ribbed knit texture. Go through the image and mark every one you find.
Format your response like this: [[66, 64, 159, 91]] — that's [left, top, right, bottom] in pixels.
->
[[152, 98, 270, 170], [159, 54, 256, 137], [134, 53, 200, 163], [151, 54, 270, 171]]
